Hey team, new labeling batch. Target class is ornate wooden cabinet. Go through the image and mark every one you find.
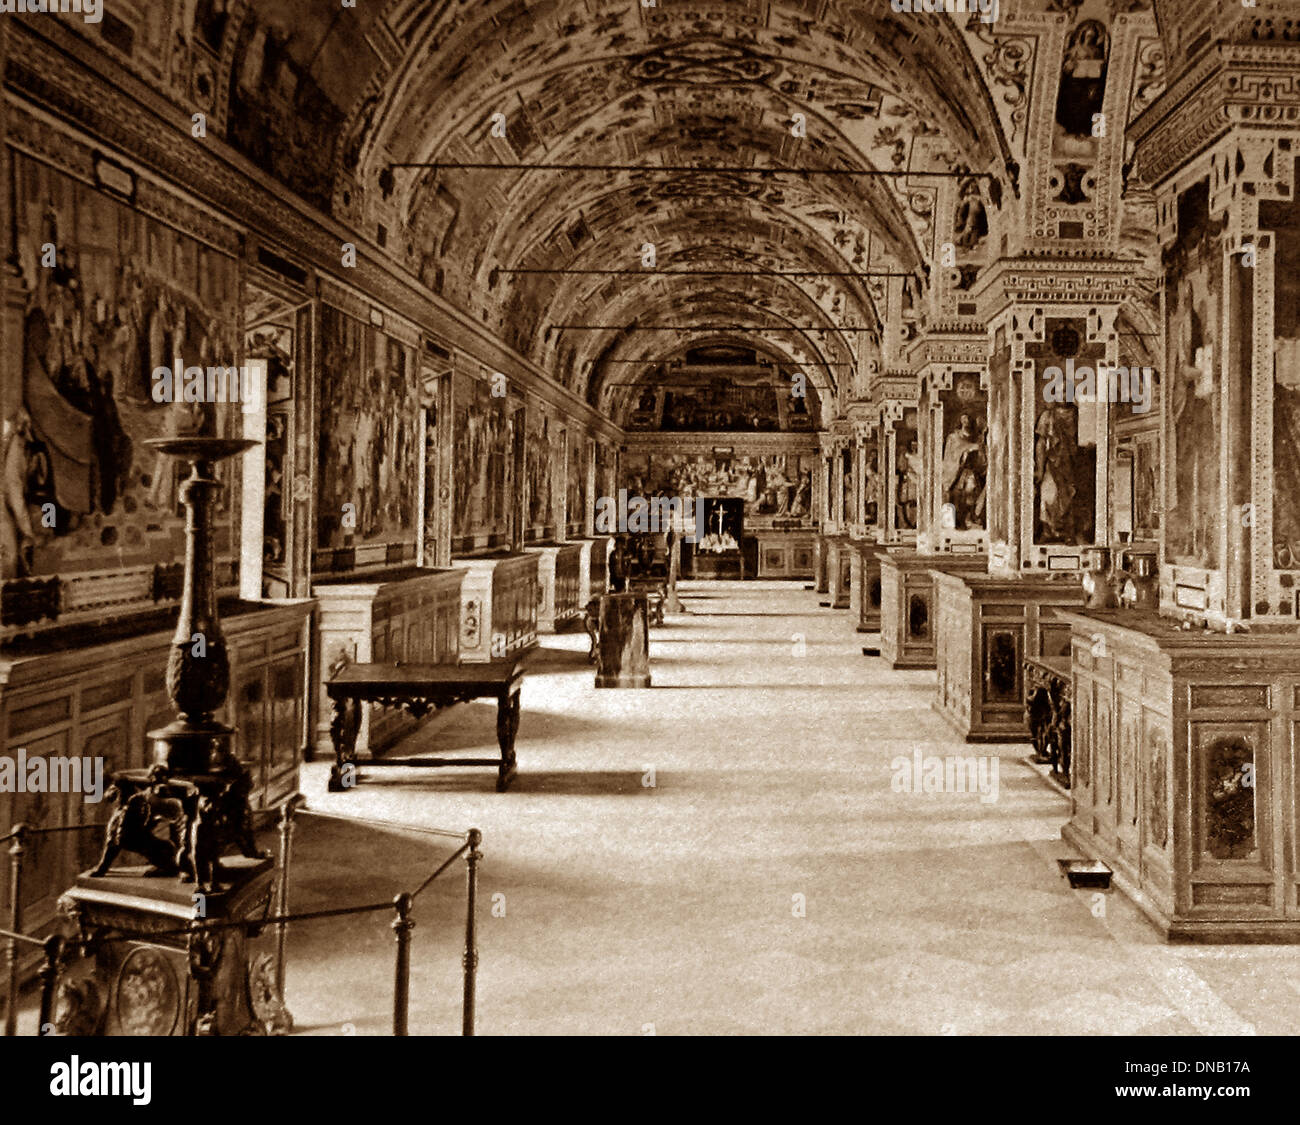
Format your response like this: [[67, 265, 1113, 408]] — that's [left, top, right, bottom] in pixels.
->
[[530, 544, 584, 633], [0, 600, 313, 944], [1058, 610, 1300, 942], [849, 542, 886, 632], [932, 571, 1084, 741], [312, 567, 464, 755], [455, 553, 540, 663], [755, 534, 816, 579], [879, 551, 988, 668]]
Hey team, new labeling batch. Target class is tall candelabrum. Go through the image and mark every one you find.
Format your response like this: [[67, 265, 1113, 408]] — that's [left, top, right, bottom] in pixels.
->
[[89, 435, 266, 891], [146, 436, 256, 773]]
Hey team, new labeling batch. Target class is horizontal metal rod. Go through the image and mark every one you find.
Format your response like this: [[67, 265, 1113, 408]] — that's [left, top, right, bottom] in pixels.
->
[[391, 162, 995, 178], [601, 361, 852, 367], [553, 324, 876, 332], [498, 268, 910, 278]]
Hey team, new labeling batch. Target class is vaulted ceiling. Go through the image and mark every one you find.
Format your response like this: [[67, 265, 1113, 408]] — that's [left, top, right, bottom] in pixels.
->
[[57, 0, 1251, 418]]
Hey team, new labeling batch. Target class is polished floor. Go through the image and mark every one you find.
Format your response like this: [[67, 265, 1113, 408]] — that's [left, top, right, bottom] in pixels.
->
[[274, 581, 1293, 1036]]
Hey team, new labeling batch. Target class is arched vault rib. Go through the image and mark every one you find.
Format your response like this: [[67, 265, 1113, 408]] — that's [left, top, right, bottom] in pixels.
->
[[573, 286, 861, 414]]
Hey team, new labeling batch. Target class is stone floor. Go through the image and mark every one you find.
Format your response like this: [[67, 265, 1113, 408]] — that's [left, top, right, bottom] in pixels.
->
[[17, 581, 1296, 1035]]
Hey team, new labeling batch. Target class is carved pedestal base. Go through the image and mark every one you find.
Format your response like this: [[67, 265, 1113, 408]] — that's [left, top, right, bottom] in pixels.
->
[[57, 856, 287, 1035]]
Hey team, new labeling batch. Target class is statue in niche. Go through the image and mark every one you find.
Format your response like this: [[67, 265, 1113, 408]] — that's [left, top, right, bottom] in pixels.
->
[[1055, 21, 1109, 157], [941, 412, 987, 530], [897, 438, 922, 530], [952, 179, 988, 253]]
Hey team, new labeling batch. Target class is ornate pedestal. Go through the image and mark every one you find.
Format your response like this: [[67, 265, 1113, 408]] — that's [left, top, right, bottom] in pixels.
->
[[454, 553, 540, 663], [879, 550, 988, 667], [57, 856, 281, 1035], [1058, 610, 1300, 942], [312, 566, 465, 756], [849, 542, 886, 632], [932, 571, 1084, 741], [594, 594, 651, 689]]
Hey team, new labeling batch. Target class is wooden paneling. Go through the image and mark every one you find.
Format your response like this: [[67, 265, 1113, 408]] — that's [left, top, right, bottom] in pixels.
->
[[879, 551, 988, 668], [1060, 609, 1300, 941], [0, 601, 313, 943], [932, 572, 1085, 741]]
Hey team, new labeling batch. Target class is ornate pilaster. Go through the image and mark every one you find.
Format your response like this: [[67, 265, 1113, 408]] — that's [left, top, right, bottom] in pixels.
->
[[1132, 28, 1300, 625]]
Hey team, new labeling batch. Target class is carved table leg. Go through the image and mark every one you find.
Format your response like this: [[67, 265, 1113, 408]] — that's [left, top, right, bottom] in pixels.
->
[[328, 696, 362, 792], [495, 689, 520, 792]]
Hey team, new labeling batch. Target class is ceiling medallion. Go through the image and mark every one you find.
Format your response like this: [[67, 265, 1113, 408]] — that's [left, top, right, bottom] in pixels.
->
[[628, 40, 781, 86]]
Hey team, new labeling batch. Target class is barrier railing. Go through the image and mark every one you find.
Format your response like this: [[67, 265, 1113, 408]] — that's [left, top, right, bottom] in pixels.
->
[[1, 802, 482, 1037]]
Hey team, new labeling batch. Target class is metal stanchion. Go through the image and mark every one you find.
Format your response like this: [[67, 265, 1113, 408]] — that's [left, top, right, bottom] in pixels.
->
[[391, 892, 413, 1036], [462, 828, 482, 1037], [36, 934, 62, 1035], [274, 795, 305, 998], [4, 824, 27, 1037]]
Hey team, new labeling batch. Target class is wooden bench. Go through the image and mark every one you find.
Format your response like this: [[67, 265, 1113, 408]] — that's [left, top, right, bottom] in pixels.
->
[[325, 659, 525, 792]]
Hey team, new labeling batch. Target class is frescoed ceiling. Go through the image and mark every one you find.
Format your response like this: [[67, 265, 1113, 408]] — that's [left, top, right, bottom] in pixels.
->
[[40, 0, 1261, 419]]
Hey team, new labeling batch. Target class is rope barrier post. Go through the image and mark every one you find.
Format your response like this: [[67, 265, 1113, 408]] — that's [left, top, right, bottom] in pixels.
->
[[391, 892, 414, 1036], [4, 823, 27, 1037], [36, 934, 62, 1036], [462, 828, 482, 1037], [274, 795, 304, 997]]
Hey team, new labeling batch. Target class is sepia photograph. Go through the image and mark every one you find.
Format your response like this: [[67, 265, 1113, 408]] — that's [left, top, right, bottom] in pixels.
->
[[0, 0, 1296, 1102]]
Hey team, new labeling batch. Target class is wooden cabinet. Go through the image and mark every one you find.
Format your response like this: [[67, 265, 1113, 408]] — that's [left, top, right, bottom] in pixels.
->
[[879, 551, 988, 668], [932, 571, 1084, 741], [529, 544, 584, 632], [454, 553, 540, 663], [849, 541, 886, 632], [0, 600, 313, 943], [755, 534, 816, 579], [580, 537, 611, 602], [313, 567, 464, 755], [1059, 609, 1300, 942]]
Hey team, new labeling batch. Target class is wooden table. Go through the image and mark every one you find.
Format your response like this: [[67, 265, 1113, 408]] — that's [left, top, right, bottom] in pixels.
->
[[325, 660, 524, 792]]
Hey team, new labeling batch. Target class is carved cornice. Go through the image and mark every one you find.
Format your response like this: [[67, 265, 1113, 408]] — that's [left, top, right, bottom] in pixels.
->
[[621, 432, 819, 454], [906, 331, 988, 373], [5, 22, 621, 444], [972, 255, 1146, 315], [1130, 42, 1300, 187]]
